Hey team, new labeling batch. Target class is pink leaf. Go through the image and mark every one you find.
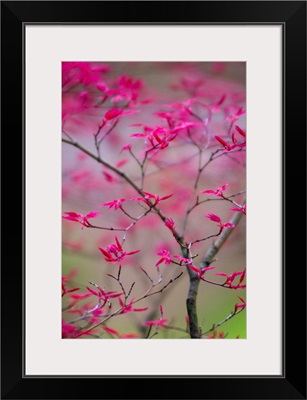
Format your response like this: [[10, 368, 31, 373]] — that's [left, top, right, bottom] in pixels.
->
[[115, 236, 123, 252], [126, 250, 141, 256], [235, 125, 246, 138], [103, 326, 120, 336], [86, 287, 99, 297], [98, 247, 111, 258], [206, 213, 221, 223], [85, 212, 100, 219], [116, 159, 128, 168], [120, 333, 140, 338], [104, 108, 123, 120], [214, 135, 228, 147]]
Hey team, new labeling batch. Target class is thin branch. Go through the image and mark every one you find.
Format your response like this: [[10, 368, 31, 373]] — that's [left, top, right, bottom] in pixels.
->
[[190, 229, 222, 246], [98, 119, 119, 145], [181, 146, 242, 236], [62, 129, 75, 142], [87, 224, 126, 232], [139, 267, 154, 285], [62, 137, 185, 247], [182, 148, 202, 235], [188, 190, 246, 214], [127, 282, 135, 299], [199, 197, 246, 270], [142, 272, 183, 300], [80, 270, 183, 334], [202, 307, 245, 337]]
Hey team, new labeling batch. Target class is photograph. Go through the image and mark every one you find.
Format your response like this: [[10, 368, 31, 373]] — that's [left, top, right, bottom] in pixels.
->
[[1, 0, 305, 398], [62, 61, 246, 339]]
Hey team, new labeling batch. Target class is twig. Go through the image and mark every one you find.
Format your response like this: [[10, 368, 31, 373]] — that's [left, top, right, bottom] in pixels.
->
[[200, 198, 246, 270], [202, 307, 245, 337], [62, 137, 185, 247]]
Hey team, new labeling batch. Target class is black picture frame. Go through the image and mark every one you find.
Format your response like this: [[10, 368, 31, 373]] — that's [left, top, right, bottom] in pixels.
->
[[1, 1, 306, 399]]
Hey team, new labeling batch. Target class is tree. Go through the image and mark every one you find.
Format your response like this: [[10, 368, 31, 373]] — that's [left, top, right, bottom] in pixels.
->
[[62, 62, 246, 339]]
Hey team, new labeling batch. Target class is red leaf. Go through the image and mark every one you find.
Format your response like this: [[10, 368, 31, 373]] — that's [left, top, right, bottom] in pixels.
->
[[115, 236, 123, 252], [99, 247, 111, 258], [86, 287, 99, 297], [214, 135, 228, 147], [104, 108, 123, 120], [235, 125, 246, 138], [103, 326, 119, 336]]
